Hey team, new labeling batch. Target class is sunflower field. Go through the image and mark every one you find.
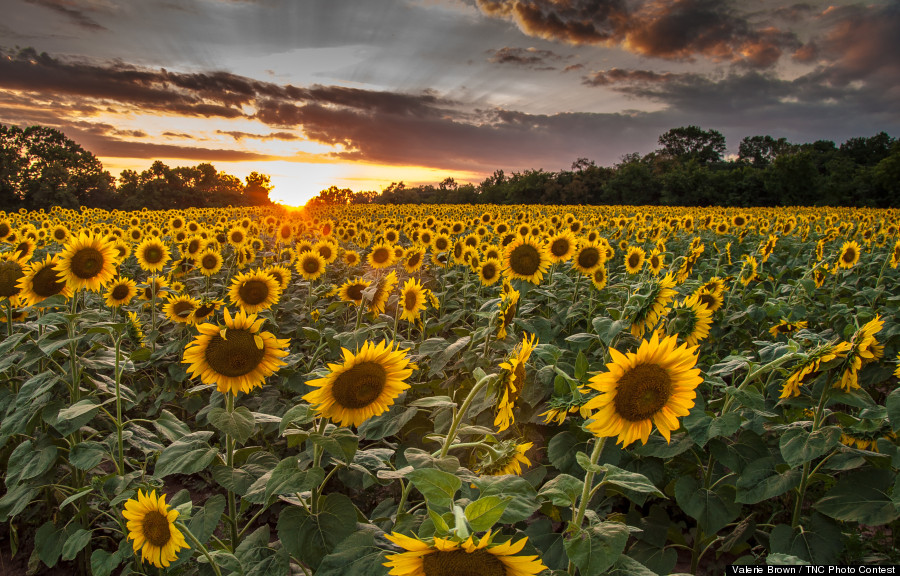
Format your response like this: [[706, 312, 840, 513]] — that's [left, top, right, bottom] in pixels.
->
[[1, 204, 899, 576]]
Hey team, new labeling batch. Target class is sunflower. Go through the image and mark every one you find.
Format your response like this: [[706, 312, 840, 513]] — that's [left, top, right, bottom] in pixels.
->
[[768, 319, 808, 338], [647, 249, 665, 275], [590, 266, 608, 291], [368, 271, 398, 315], [303, 340, 413, 427], [672, 293, 712, 347], [314, 240, 339, 264], [134, 237, 171, 273], [495, 333, 537, 432], [402, 247, 426, 273], [295, 250, 327, 281], [343, 250, 361, 267], [188, 298, 223, 324], [265, 264, 292, 291], [227, 225, 248, 247], [837, 240, 861, 269], [122, 489, 188, 568], [183, 307, 290, 395], [496, 286, 519, 340], [139, 276, 169, 301], [475, 440, 533, 476], [383, 531, 546, 576], [0, 251, 28, 303], [399, 278, 428, 323], [630, 273, 677, 339], [125, 310, 146, 346], [502, 235, 549, 284], [338, 277, 372, 306], [545, 231, 576, 263], [836, 315, 884, 392], [11, 238, 36, 261], [104, 277, 138, 308], [163, 294, 200, 324], [368, 243, 396, 269], [55, 232, 118, 292], [779, 341, 852, 399], [573, 241, 605, 275], [197, 249, 224, 277], [477, 258, 502, 286], [228, 269, 281, 314], [739, 255, 758, 286], [624, 246, 646, 274], [584, 333, 702, 446], [0, 219, 12, 241], [432, 233, 451, 253], [16, 255, 72, 307]]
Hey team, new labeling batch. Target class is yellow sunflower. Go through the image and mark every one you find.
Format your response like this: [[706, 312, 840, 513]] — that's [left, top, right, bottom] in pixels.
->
[[779, 341, 852, 399], [197, 249, 224, 277], [368, 271, 398, 315], [337, 277, 372, 306], [135, 237, 171, 273], [16, 255, 72, 306], [837, 240, 861, 269], [188, 299, 223, 325], [545, 231, 577, 263], [495, 333, 537, 432], [303, 340, 413, 427], [399, 278, 428, 323], [478, 258, 502, 286], [475, 440, 533, 476], [162, 294, 200, 324], [139, 276, 169, 301], [672, 293, 712, 347], [104, 277, 138, 308], [572, 241, 605, 275], [368, 242, 396, 269], [295, 250, 327, 281], [624, 246, 646, 274], [122, 490, 188, 568], [836, 315, 884, 392], [647, 249, 665, 275], [630, 273, 677, 339], [402, 247, 426, 273], [590, 265, 608, 291], [228, 269, 281, 314], [502, 235, 550, 284], [584, 332, 703, 446], [183, 307, 290, 395], [0, 252, 28, 303], [496, 286, 519, 340], [768, 319, 808, 338], [383, 531, 546, 576], [265, 264, 292, 291], [55, 232, 118, 292], [343, 250, 361, 267]]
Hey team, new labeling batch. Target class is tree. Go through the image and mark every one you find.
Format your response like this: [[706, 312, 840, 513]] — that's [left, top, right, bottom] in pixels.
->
[[658, 126, 726, 165], [243, 171, 274, 205], [738, 135, 795, 166]]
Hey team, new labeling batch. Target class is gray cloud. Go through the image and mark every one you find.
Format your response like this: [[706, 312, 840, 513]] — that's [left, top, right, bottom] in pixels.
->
[[487, 46, 568, 69]]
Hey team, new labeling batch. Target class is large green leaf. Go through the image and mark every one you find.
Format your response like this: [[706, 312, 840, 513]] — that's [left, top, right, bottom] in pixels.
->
[[735, 458, 801, 505], [538, 473, 583, 507], [69, 441, 106, 471], [52, 399, 100, 436], [265, 459, 325, 502], [153, 409, 192, 443], [887, 387, 900, 433], [308, 427, 359, 463], [472, 475, 539, 524], [153, 431, 218, 478], [564, 522, 630, 576], [405, 468, 461, 510], [357, 404, 418, 440], [208, 405, 257, 445], [277, 494, 357, 570], [674, 476, 741, 535], [189, 494, 226, 546], [600, 464, 665, 498], [90, 548, 124, 576], [464, 496, 510, 532], [212, 465, 256, 496], [317, 527, 390, 576], [815, 469, 900, 525], [525, 518, 567, 571], [769, 514, 842, 564], [779, 426, 842, 468], [61, 528, 92, 561]]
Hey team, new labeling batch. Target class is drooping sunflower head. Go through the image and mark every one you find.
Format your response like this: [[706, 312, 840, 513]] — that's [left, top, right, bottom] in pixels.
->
[[671, 293, 713, 347], [228, 269, 281, 314], [183, 307, 290, 395], [495, 332, 537, 432], [55, 232, 118, 292], [584, 332, 703, 446], [303, 340, 413, 427], [368, 271, 398, 315], [122, 489, 188, 568], [768, 319, 808, 338], [475, 440, 533, 476], [188, 298, 223, 324], [16, 255, 72, 307], [383, 531, 547, 576], [503, 235, 550, 284]]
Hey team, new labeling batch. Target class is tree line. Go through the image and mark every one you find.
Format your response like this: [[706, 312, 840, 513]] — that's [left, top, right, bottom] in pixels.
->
[[0, 124, 274, 211], [314, 126, 899, 208]]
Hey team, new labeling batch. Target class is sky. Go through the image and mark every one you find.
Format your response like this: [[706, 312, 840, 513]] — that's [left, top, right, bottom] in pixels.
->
[[1, 0, 898, 206]]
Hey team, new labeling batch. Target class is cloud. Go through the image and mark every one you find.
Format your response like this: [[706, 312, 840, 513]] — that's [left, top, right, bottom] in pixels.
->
[[815, 3, 900, 87], [217, 130, 299, 141], [475, 0, 800, 68], [582, 68, 683, 87], [487, 46, 569, 69], [24, 0, 108, 30]]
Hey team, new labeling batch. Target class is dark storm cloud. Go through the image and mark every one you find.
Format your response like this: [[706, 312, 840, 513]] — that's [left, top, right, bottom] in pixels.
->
[[475, 0, 800, 67], [487, 46, 568, 69], [814, 3, 900, 87], [24, 0, 107, 30], [582, 68, 683, 87]]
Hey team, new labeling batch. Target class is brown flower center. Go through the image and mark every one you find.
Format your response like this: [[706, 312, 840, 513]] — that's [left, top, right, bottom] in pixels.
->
[[141, 510, 172, 548], [577, 247, 600, 270], [331, 361, 386, 409], [204, 329, 265, 377], [303, 257, 321, 274], [238, 280, 270, 305], [111, 283, 131, 301], [0, 261, 24, 298], [628, 253, 641, 269], [70, 247, 103, 279], [482, 262, 498, 281], [372, 247, 391, 264], [613, 364, 673, 422], [550, 238, 570, 257], [422, 549, 505, 576], [404, 290, 418, 311], [143, 245, 164, 264], [202, 254, 219, 270], [509, 243, 540, 276]]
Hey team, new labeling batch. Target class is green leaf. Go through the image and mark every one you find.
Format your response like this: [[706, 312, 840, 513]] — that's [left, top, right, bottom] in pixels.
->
[[428, 509, 450, 534], [674, 476, 741, 535], [16, 371, 60, 407], [735, 458, 801, 505], [20, 442, 58, 481], [208, 405, 257, 445], [316, 527, 390, 576], [34, 521, 65, 568], [608, 554, 659, 576], [279, 404, 316, 435], [60, 487, 93, 510], [153, 432, 218, 479], [429, 335, 471, 376], [815, 469, 900, 525], [212, 465, 256, 496], [357, 404, 418, 441], [472, 475, 540, 524], [464, 496, 510, 532], [265, 459, 326, 502], [538, 474, 583, 507], [600, 464, 665, 498], [277, 494, 357, 570], [188, 494, 226, 546], [564, 522, 630, 576], [309, 427, 359, 463], [779, 426, 842, 468], [0, 485, 37, 521], [525, 518, 567, 571], [405, 468, 461, 510], [61, 528, 92, 561], [90, 548, 124, 576], [244, 549, 290, 576], [547, 431, 589, 477], [769, 513, 842, 564], [409, 396, 455, 408], [153, 409, 192, 443], [52, 399, 100, 436], [69, 441, 106, 470], [765, 553, 810, 565], [887, 388, 900, 433]]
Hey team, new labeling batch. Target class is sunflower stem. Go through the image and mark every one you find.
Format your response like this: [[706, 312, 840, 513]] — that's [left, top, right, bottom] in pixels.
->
[[566, 436, 606, 576], [113, 330, 125, 476], [439, 373, 493, 460], [792, 378, 832, 528], [224, 393, 240, 550], [310, 417, 329, 514], [176, 520, 223, 576]]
